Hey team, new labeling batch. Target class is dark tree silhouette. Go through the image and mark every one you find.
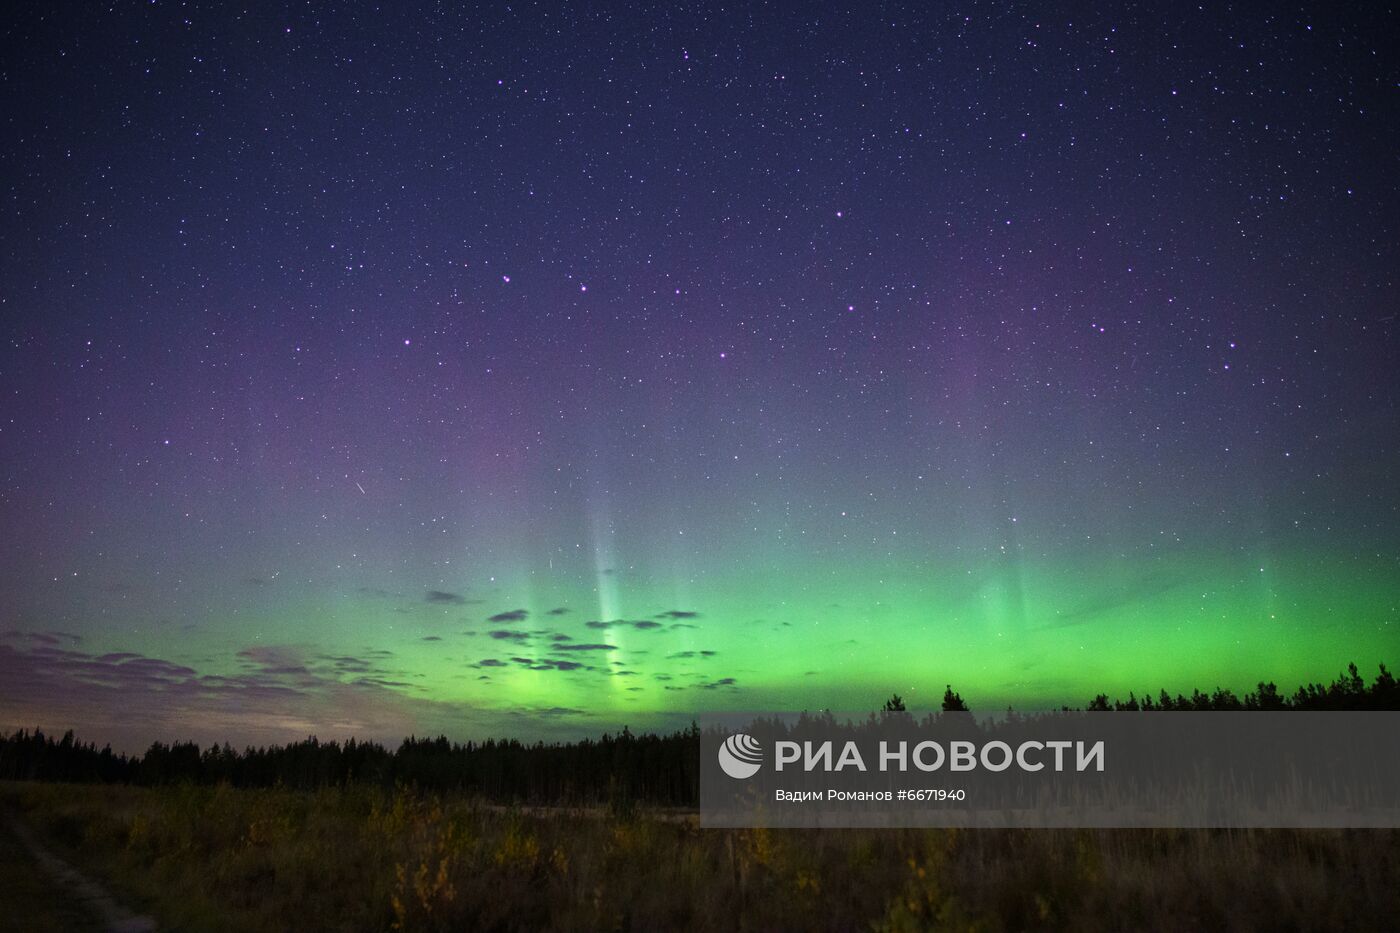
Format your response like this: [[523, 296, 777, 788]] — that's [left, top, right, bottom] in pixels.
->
[[1090, 663, 1399, 712], [4, 663, 1397, 805]]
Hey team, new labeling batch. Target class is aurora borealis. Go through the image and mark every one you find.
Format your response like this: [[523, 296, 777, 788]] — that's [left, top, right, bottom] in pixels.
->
[[1, 2, 1396, 751]]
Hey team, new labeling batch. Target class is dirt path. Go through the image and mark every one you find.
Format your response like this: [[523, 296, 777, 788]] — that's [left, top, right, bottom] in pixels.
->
[[1, 810, 155, 933]]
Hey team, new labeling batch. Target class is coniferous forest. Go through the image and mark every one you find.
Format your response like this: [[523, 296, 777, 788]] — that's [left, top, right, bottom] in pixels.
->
[[4, 663, 1394, 804]]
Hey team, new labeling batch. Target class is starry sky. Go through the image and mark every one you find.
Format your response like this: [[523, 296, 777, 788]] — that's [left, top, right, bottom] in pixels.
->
[[1, 1, 1397, 751]]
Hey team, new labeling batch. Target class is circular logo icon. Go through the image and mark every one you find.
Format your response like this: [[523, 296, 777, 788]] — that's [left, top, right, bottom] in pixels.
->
[[718, 733, 763, 779]]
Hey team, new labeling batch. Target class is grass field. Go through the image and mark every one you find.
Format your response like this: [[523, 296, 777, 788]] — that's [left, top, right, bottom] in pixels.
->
[[2, 780, 1398, 931]]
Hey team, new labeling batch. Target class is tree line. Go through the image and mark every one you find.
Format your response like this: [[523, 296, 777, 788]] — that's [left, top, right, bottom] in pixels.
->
[[0, 724, 700, 807], [1, 663, 1394, 803], [1082, 661, 1399, 711]]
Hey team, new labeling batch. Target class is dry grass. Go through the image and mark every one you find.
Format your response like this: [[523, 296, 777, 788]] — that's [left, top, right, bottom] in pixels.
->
[[2, 780, 1396, 931]]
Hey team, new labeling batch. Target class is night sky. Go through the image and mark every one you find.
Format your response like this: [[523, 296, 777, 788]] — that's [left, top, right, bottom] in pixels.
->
[[2, 2, 1397, 750]]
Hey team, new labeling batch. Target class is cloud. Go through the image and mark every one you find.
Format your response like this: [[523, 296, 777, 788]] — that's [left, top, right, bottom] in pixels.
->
[[355, 586, 401, 599], [1, 630, 82, 647], [426, 590, 467, 605], [547, 660, 586, 672], [550, 633, 572, 642], [1039, 572, 1185, 629], [487, 609, 529, 623], [0, 637, 647, 753], [318, 655, 376, 674], [657, 610, 700, 620], [505, 657, 589, 672], [237, 646, 311, 676], [353, 677, 412, 688], [552, 643, 616, 652], [667, 650, 718, 659], [474, 659, 508, 668], [546, 607, 570, 616], [585, 619, 661, 631], [0, 641, 385, 747], [697, 677, 738, 690], [421, 636, 443, 642], [488, 630, 531, 642]]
